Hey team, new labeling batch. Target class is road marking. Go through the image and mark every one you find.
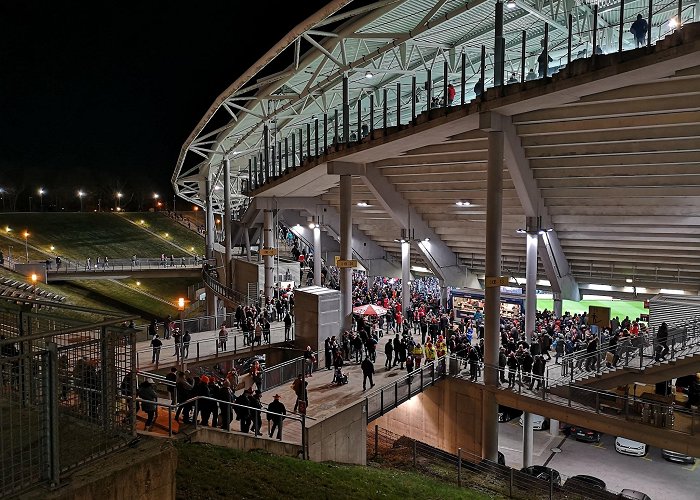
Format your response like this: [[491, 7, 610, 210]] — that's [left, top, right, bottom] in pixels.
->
[[641, 456, 653, 461], [594, 442, 605, 449], [682, 461, 698, 472]]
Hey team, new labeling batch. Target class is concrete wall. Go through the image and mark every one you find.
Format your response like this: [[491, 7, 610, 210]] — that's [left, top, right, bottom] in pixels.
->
[[232, 257, 259, 297], [370, 378, 483, 458], [293, 286, 340, 354], [27, 439, 177, 500], [190, 427, 303, 458], [307, 400, 367, 465]]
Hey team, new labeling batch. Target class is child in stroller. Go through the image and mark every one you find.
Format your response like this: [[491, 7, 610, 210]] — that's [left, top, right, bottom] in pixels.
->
[[332, 366, 348, 385]]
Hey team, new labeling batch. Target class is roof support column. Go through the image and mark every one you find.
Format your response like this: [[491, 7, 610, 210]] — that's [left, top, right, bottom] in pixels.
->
[[483, 114, 503, 463], [340, 174, 353, 332], [313, 225, 322, 287], [224, 159, 233, 287], [205, 178, 215, 260], [263, 210, 275, 302], [523, 217, 538, 468], [402, 240, 410, 316], [244, 224, 252, 262]]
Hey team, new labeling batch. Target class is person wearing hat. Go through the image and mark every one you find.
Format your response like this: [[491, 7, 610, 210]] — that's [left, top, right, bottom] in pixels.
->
[[194, 375, 212, 426], [267, 394, 286, 440], [235, 388, 252, 433], [137, 377, 158, 431]]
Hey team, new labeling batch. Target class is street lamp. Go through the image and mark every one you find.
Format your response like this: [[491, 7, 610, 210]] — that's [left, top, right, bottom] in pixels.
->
[[177, 297, 187, 368], [116, 192, 123, 211], [38, 188, 45, 211], [23, 231, 29, 262], [153, 193, 159, 211], [78, 190, 85, 212]]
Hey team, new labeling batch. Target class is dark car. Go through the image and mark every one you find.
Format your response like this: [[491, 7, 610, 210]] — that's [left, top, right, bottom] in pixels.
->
[[564, 474, 606, 491], [661, 449, 695, 464], [498, 405, 523, 423], [235, 355, 266, 375], [520, 465, 562, 486], [564, 425, 601, 443]]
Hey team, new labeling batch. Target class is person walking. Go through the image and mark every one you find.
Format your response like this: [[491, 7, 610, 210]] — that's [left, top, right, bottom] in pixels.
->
[[182, 330, 191, 358], [165, 367, 177, 405], [361, 356, 375, 391], [150, 334, 162, 365], [251, 389, 263, 436], [630, 13, 648, 48], [175, 371, 194, 423], [656, 321, 669, 361], [384, 339, 393, 369], [137, 377, 158, 431], [218, 324, 228, 352], [267, 394, 286, 440], [172, 328, 182, 358]]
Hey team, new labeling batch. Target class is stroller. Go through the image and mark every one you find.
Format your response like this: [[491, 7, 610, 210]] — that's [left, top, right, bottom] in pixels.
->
[[332, 367, 348, 385]]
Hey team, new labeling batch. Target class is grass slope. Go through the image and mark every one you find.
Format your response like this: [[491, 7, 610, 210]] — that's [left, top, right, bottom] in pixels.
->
[[0, 212, 203, 318], [175, 442, 491, 500]]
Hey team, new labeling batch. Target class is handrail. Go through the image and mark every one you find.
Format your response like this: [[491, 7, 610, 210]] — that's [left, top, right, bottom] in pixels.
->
[[202, 266, 253, 305]]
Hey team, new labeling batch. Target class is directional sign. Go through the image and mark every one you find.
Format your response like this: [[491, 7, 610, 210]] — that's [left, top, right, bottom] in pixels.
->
[[336, 259, 358, 268], [588, 306, 611, 329], [260, 248, 277, 256], [485, 276, 510, 287]]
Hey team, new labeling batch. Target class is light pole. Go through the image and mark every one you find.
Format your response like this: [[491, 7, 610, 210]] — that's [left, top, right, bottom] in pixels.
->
[[78, 190, 85, 212], [177, 297, 187, 370], [116, 192, 123, 211], [153, 193, 159, 211], [173, 194, 176, 214], [0, 187, 4, 211], [28, 196, 32, 213], [38, 188, 45, 212], [23, 231, 29, 262]]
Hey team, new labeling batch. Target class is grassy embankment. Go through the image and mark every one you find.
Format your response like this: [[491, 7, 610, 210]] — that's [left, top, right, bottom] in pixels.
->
[[175, 442, 493, 500], [0, 212, 205, 319]]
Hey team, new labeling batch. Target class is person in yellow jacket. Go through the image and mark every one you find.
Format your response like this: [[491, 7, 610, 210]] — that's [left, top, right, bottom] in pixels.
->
[[412, 343, 424, 368], [424, 341, 437, 363], [435, 334, 447, 358]]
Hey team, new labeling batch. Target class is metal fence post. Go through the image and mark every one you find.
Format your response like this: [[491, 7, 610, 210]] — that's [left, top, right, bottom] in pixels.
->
[[394, 382, 398, 407], [380, 389, 384, 415], [46, 343, 60, 486], [375, 424, 379, 457], [457, 447, 462, 487]]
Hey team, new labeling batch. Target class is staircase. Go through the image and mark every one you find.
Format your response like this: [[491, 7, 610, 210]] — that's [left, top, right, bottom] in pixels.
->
[[545, 317, 700, 390]]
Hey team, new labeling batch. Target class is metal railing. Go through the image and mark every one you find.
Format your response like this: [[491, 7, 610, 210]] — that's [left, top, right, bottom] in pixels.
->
[[134, 322, 292, 369], [46, 256, 211, 273], [365, 356, 447, 422], [202, 266, 254, 306], [370, 426, 618, 500], [447, 357, 700, 436], [545, 315, 700, 387]]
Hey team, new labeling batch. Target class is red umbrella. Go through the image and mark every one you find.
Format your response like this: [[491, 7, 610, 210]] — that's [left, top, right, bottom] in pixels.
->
[[352, 304, 388, 317]]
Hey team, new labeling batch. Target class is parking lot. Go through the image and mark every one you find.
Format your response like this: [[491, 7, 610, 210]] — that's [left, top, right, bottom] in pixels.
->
[[498, 418, 699, 499]]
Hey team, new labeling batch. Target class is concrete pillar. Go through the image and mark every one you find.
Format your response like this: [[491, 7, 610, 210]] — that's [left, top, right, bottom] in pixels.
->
[[244, 225, 251, 261], [401, 241, 410, 315], [223, 159, 233, 287], [313, 226, 322, 286], [339, 174, 352, 332], [549, 419, 560, 436], [482, 128, 503, 462], [263, 210, 275, 302], [553, 292, 563, 318], [523, 217, 538, 468]]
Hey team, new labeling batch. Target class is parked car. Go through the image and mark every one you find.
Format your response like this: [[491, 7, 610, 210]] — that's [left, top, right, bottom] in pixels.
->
[[498, 405, 523, 423], [661, 449, 695, 464], [564, 474, 606, 490], [235, 355, 266, 375], [619, 488, 652, 500], [520, 465, 562, 486], [615, 437, 648, 457], [518, 413, 549, 430], [563, 425, 601, 443]]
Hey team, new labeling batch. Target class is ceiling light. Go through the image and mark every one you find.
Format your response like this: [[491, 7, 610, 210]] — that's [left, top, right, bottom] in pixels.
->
[[625, 278, 633, 283], [506, 0, 517, 9], [423, 238, 430, 242], [455, 201, 471, 207], [365, 70, 373, 79], [309, 223, 316, 229], [669, 17, 678, 29], [357, 201, 369, 207], [516, 228, 526, 234]]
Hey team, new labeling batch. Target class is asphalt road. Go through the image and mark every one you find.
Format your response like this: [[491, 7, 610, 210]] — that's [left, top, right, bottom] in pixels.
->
[[498, 418, 699, 499]]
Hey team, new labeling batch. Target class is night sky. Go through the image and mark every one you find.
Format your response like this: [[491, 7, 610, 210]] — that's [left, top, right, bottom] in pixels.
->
[[0, 1, 333, 211]]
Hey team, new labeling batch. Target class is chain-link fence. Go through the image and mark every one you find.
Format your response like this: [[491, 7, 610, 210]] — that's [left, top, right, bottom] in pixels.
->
[[0, 297, 136, 497], [368, 426, 618, 500]]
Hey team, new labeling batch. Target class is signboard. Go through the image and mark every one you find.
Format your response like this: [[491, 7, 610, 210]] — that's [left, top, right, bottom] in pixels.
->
[[260, 248, 277, 256], [336, 259, 358, 269], [587, 305, 611, 330], [334, 255, 340, 266], [485, 276, 510, 288]]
